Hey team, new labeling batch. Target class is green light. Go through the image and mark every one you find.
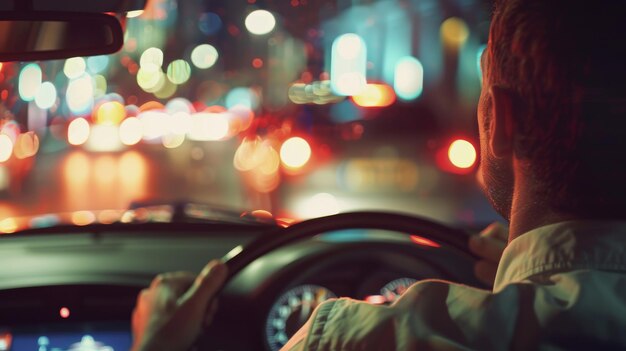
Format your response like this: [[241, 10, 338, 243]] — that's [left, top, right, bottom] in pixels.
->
[[166, 60, 191, 85]]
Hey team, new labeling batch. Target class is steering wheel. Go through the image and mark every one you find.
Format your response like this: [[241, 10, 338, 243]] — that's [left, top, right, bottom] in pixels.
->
[[197, 211, 482, 350]]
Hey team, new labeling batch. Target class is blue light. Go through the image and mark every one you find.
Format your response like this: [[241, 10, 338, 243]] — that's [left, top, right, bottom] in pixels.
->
[[87, 55, 110, 74], [225, 87, 259, 110], [198, 12, 222, 35]]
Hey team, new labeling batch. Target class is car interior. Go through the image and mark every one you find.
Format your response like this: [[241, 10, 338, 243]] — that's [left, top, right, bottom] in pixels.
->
[[0, 0, 497, 350]]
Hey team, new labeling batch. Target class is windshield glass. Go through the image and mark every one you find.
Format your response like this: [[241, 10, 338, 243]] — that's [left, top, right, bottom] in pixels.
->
[[0, 0, 500, 230]]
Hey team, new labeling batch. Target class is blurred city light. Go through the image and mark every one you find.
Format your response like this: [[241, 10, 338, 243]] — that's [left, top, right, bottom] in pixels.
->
[[245, 10, 276, 35], [162, 133, 185, 148], [191, 44, 219, 69], [63, 57, 87, 79], [166, 59, 191, 84], [394, 57, 424, 101], [13, 132, 39, 159], [187, 113, 229, 141], [225, 87, 259, 110], [296, 193, 340, 218], [352, 83, 396, 107], [93, 75, 108, 97], [280, 137, 311, 169], [0, 134, 13, 162], [119, 117, 143, 145], [198, 12, 222, 35], [140, 47, 164, 68], [87, 55, 110, 74], [331, 34, 367, 96], [67, 118, 90, 146], [66, 75, 94, 114], [18, 63, 42, 102], [85, 125, 123, 152], [71, 211, 96, 226], [96, 101, 126, 125], [126, 10, 144, 18], [441, 17, 469, 48], [448, 139, 477, 169], [0, 217, 17, 234], [34, 82, 57, 109]]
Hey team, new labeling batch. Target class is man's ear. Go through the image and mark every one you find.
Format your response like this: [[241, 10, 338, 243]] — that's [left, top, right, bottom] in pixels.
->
[[488, 86, 515, 158]]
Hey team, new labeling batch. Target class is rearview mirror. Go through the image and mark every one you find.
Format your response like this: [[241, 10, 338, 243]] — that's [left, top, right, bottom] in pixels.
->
[[0, 12, 124, 62]]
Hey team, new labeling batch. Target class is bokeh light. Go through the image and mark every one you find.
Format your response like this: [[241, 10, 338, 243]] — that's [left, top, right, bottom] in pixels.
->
[[245, 10, 276, 35], [66, 75, 94, 114], [0, 217, 18, 234], [64, 57, 87, 79], [34, 81, 57, 109], [18, 63, 42, 102], [119, 117, 143, 145], [198, 12, 222, 35], [225, 87, 259, 110], [85, 125, 123, 152], [96, 101, 126, 125], [67, 118, 90, 146], [191, 44, 219, 69], [280, 137, 311, 169], [331, 34, 367, 96], [71, 211, 96, 226], [140, 47, 164, 68], [137, 65, 165, 92], [297, 193, 340, 218], [352, 84, 396, 107], [448, 139, 477, 169], [0, 134, 14, 162], [394, 56, 424, 100], [87, 55, 110, 74], [166, 59, 191, 85], [188, 113, 229, 141], [13, 132, 39, 159], [441, 17, 469, 48]]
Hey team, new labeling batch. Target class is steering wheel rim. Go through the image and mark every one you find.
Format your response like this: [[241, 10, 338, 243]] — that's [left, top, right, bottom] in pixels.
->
[[196, 211, 480, 350], [222, 211, 479, 283]]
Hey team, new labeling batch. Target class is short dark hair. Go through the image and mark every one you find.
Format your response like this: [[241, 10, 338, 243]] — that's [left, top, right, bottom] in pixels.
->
[[488, 0, 626, 217]]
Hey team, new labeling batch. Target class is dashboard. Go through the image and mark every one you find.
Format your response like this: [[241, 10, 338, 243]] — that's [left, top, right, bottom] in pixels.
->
[[0, 222, 480, 351]]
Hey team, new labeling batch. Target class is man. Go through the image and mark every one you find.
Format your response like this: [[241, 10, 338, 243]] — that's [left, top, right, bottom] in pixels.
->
[[131, 0, 626, 349]]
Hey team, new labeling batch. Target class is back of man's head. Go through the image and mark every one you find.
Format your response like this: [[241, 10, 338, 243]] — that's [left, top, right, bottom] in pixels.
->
[[488, 0, 626, 218]]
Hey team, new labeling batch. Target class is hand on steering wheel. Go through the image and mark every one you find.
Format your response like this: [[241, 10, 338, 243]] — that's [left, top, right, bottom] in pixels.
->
[[131, 261, 228, 351]]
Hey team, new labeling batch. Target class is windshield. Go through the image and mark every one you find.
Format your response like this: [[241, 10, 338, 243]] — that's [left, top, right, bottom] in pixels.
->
[[0, 0, 500, 230]]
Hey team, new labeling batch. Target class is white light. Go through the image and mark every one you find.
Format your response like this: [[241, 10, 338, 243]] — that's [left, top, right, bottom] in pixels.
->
[[296, 193, 340, 218], [18, 64, 42, 101], [68, 118, 90, 146], [280, 137, 311, 169], [245, 10, 276, 35], [187, 113, 229, 141], [139, 111, 170, 140], [0, 135, 13, 162], [66, 74, 94, 114], [334, 73, 367, 96], [64, 57, 86, 79], [394, 56, 424, 100], [140, 47, 164, 68], [126, 10, 144, 18], [85, 125, 123, 152], [335, 34, 364, 60], [191, 44, 219, 69], [119, 117, 143, 146], [34, 82, 57, 109]]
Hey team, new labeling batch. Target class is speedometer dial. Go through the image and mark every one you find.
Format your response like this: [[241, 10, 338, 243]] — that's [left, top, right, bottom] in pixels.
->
[[265, 284, 336, 351], [380, 278, 417, 303]]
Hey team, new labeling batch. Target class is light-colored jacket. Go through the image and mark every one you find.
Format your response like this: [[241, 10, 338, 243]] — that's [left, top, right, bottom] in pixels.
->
[[283, 221, 626, 350]]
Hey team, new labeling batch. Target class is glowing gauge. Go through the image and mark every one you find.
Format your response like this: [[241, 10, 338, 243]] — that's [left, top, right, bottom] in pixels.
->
[[265, 284, 336, 351], [380, 278, 417, 303]]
